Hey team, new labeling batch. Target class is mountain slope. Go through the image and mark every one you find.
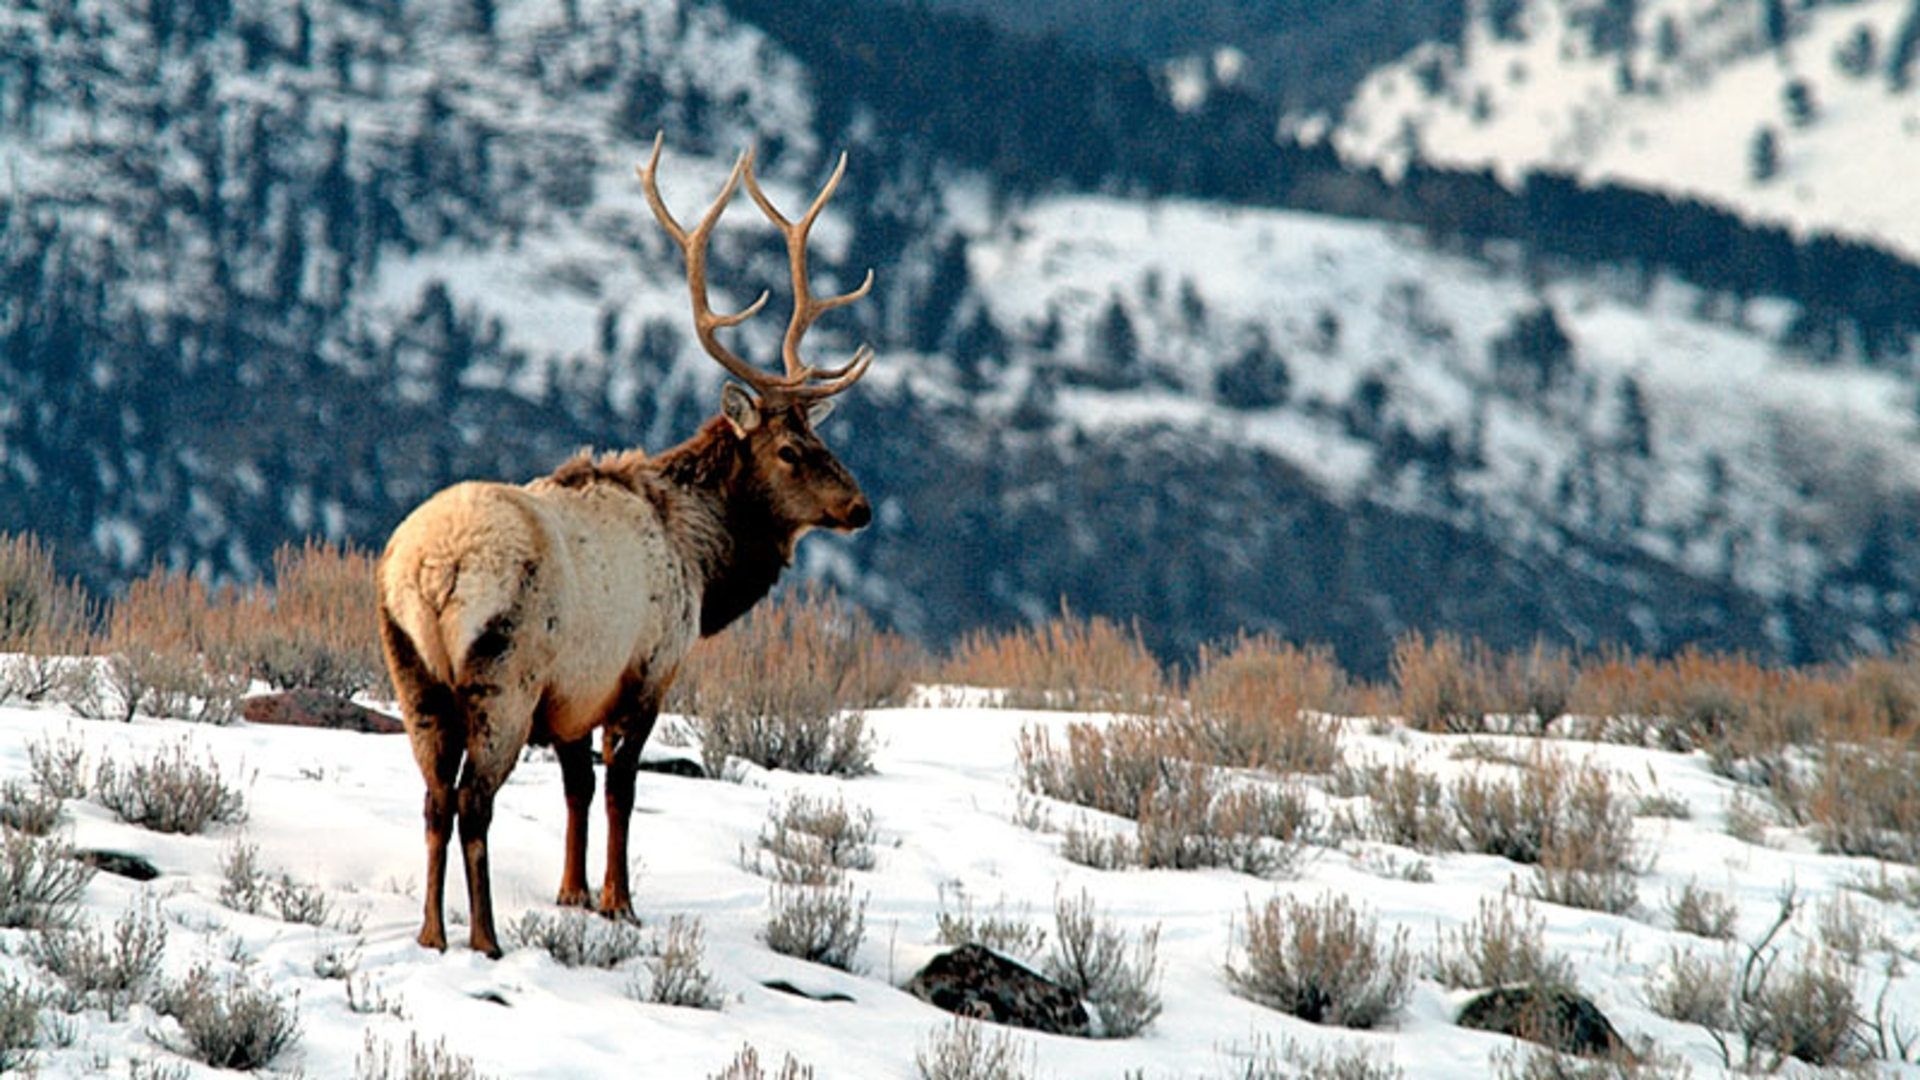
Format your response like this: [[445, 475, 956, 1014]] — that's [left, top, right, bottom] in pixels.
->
[[1336, 0, 1920, 260]]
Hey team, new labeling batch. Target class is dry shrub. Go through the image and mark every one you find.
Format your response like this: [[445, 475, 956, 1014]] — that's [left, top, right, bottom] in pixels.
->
[[676, 587, 912, 778], [934, 884, 1047, 959], [1353, 762, 1457, 852], [1647, 945, 1733, 1029], [0, 779, 61, 836], [26, 729, 88, 800], [1430, 894, 1573, 992], [1022, 722, 1309, 875], [941, 607, 1163, 712], [711, 1045, 814, 1080], [29, 898, 168, 1020], [765, 880, 866, 972], [1667, 881, 1737, 941], [635, 915, 723, 1010], [1016, 720, 1171, 819], [0, 828, 94, 929], [758, 792, 876, 875], [0, 976, 40, 1074], [355, 1030, 493, 1080], [1228, 1036, 1404, 1080], [157, 965, 301, 1071], [1392, 631, 1499, 732], [915, 1017, 1032, 1080], [506, 909, 649, 969], [1451, 754, 1642, 912], [1227, 893, 1413, 1029], [93, 739, 248, 834], [1175, 635, 1346, 773], [1811, 740, 1920, 864], [1045, 889, 1162, 1038], [228, 540, 384, 697], [0, 532, 98, 704], [79, 566, 247, 724], [1815, 892, 1880, 966]]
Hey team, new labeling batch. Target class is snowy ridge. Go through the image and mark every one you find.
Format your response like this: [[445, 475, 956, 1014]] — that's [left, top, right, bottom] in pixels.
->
[[1334, 0, 1920, 259]]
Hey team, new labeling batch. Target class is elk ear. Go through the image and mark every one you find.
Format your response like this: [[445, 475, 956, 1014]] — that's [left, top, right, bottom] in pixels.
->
[[805, 399, 836, 427], [720, 383, 762, 436]]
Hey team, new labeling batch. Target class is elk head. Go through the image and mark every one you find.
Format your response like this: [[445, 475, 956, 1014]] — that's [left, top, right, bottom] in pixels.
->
[[639, 135, 874, 537]]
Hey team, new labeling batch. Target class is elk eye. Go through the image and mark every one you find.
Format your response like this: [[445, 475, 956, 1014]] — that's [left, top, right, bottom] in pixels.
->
[[777, 446, 801, 466]]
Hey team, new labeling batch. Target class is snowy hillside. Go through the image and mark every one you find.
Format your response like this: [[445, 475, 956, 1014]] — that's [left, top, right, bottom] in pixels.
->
[[3, 690, 1919, 1077], [1334, 0, 1920, 259]]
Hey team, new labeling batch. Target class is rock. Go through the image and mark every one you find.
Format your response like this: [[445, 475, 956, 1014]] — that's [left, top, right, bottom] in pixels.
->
[[74, 849, 160, 881], [637, 757, 706, 779], [1458, 984, 1627, 1058], [243, 690, 403, 734], [762, 979, 855, 1003], [905, 944, 1090, 1037]]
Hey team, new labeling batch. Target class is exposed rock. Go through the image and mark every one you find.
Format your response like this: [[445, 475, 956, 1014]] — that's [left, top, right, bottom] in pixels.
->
[[637, 757, 706, 779], [74, 849, 160, 881], [762, 979, 854, 1003], [1458, 984, 1627, 1058], [905, 944, 1090, 1037], [243, 691, 403, 734]]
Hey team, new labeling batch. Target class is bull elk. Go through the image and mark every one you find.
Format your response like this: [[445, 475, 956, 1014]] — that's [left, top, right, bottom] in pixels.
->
[[376, 136, 877, 957]]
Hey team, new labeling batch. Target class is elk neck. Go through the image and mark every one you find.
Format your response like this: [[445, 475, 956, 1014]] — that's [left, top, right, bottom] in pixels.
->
[[654, 416, 800, 637]]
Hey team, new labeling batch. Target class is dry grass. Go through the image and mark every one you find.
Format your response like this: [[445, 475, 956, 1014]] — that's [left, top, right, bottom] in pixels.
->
[[227, 540, 385, 697], [710, 1045, 815, 1080], [1045, 889, 1162, 1038], [1227, 893, 1413, 1029], [677, 587, 913, 778], [1667, 881, 1738, 941], [355, 1030, 494, 1080], [1647, 945, 1734, 1029], [915, 1017, 1033, 1080], [941, 607, 1164, 713], [1430, 894, 1573, 992], [1174, 635, 1347, 773], [1811, 740, 1920, 864]]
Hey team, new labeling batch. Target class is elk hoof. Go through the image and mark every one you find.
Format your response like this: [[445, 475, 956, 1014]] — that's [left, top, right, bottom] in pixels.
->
[[597, 898, 639, 924], [470, 932, 504, 960], [417, 925, 448, 952], [555, 886, 593, 909]]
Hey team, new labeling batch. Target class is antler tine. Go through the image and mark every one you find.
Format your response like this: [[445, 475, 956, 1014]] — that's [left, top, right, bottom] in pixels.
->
[[742, 152, 877, 390], [638, 133, 780, 393], [779, 344, 875, 401]]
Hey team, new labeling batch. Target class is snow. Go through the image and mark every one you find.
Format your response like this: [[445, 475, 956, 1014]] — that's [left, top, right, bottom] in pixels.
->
[[4, 691, 1919, 1078], [1336, 0, 1920, 260]]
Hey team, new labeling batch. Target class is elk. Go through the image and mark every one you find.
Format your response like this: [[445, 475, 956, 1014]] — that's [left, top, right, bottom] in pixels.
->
[[376, 136, 877, 957]]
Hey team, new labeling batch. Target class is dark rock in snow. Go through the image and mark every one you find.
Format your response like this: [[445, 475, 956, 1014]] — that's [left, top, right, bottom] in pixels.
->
[[243, 691, 403, 734], [762, 979, 855, 1003], [637, 757, 706, 779], [74, 849, 161, 881], [906, 944, 1090, 1037], [1457, 984, 1627, 1058]]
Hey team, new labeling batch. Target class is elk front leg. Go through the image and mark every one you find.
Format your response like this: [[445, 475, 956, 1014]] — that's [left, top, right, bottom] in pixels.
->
[[554, 738, 596, 909], [599, 729, 643, 922]]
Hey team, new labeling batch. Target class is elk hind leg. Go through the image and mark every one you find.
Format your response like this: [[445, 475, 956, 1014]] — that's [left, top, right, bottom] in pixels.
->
[[381, 609, 464, 952], [454, 678, 535, 959]]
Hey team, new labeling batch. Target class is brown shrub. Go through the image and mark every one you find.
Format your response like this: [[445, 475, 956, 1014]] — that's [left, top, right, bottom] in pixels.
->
[[1015, 719, 1173, 820], [1227, 893, 1413, 1029], [80, 566, 247, 723], [1175, 635, 1346, 773], [227, 540, 384, 698], [1811, 739, 1920, 864], [1391, 631, 1499, 732], [941, 607, 1163, 712], [674, 587, 918, 777], [0, 533, 98, 704]]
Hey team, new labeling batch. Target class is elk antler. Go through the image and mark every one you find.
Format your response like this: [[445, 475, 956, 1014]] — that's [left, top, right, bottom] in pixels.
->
[[640, 135, 875, 404], [742, 153, 876, 400]]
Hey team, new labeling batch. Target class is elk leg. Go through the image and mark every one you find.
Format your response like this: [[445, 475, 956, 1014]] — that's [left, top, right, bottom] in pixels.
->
[[554, 738, 596, 909], [598, 691, 662, 922], [382, 608, 466, 953], [599, 729, 643, 921], [417, 736, 461, 951], [454, 682, 532, 959]]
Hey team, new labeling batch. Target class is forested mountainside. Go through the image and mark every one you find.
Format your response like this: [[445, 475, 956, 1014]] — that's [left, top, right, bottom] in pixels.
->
[[5, 0, 1920, 674]]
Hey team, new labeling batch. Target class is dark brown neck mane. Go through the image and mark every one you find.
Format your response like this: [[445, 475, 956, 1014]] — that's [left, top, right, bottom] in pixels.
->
[[653, 416, 799, 637]]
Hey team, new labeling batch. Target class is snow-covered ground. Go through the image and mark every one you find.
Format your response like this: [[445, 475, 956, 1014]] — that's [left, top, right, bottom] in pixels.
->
[[4, 689, 1918, 1078], [1334, 0, 1920, 260]]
